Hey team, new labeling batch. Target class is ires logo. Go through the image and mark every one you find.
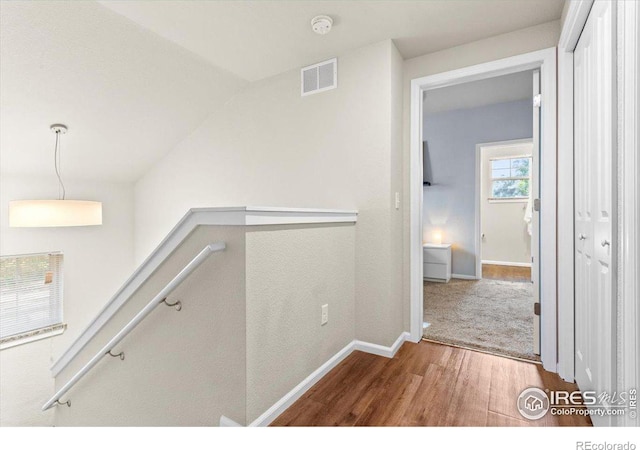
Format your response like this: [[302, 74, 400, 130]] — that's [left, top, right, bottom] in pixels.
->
[[517, 387, 637, 420], [548, 390, 595, 406], [549, 389, 635, 406], [517, 388, 550, 420]]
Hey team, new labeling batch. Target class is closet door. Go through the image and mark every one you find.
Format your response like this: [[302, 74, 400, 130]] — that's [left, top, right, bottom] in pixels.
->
[[574, 0, 616, 427]]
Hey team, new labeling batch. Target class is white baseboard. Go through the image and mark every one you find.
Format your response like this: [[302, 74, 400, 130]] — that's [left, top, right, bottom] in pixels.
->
[[248, 340, 355, 427], [481, 260, 531, 267], [246, 331, 410, 427], [353, 332, 410, 358], [219, 415, 243, 427], [451, 273, 478, 280]]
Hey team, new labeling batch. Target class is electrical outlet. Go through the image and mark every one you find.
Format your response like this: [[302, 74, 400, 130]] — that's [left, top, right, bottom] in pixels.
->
[[321, 304, 328, 325], [395, 192, 400, 210]]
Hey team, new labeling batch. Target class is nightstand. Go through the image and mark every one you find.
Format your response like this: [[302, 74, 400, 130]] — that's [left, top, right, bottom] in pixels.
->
[[423, 243, 452, 283]]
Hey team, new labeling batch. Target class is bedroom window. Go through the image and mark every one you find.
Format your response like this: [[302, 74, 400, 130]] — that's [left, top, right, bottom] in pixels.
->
[[0, 252, 65, 348], [490, 156, 531, 200]]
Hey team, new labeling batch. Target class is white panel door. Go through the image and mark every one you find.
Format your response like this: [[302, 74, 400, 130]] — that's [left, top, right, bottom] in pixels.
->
[[574, 0, 616, 427]]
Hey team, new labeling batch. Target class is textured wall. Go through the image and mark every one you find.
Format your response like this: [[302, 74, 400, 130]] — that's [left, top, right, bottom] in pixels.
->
[[423, 99, 533, 276], [402, 20, 561, 327], [52, 223, 356, 426], [0, 339, 55, 426], [0, 174, 134, 426], [245, 224, 355, 422], [134, 40, 404, 348], [388, 41, 405, 344], [54, 226, 247, 426]]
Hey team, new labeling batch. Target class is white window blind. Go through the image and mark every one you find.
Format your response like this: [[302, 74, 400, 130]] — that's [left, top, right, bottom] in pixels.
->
[[0, 253, 63, 339]]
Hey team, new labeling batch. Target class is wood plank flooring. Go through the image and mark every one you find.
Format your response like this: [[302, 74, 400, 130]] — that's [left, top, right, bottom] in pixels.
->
[[271, 341, 591, 427], [482, 264, 531, 282]]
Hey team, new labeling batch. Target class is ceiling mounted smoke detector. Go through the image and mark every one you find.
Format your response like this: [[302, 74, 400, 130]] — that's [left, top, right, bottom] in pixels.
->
[[311, 15, 333, 35]]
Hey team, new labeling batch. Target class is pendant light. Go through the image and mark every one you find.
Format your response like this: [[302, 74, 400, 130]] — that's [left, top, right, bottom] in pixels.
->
[[9, 124, 102, 227]]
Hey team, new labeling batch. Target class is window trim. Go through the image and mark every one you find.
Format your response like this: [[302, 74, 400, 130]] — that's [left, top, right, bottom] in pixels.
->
[[0, 323, 66, 350], [488, 197, 529, 203], [0, 251, 65, 348], [488, 154, 532, 161]]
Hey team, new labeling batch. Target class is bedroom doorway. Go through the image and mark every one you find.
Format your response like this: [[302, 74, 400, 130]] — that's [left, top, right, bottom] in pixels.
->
[[409, 48, 557, 371], [420, 74, 540, 361]]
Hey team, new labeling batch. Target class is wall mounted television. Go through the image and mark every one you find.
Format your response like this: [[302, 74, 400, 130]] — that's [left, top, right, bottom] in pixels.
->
[[423, 141, 432, 186]]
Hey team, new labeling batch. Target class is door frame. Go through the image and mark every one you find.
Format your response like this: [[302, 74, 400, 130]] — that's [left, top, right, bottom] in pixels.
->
[[409, 48, 558, 372], [556, 0, 594, 384], [617, 0, 640, 428]]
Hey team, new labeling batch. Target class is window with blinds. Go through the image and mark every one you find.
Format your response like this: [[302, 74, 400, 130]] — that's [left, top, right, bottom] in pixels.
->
[[490, 156, 531, 200], [0, 253, 63, 340]]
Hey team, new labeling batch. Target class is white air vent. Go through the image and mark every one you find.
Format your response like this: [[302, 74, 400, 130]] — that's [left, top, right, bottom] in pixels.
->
[[301, 58, 337, 96]]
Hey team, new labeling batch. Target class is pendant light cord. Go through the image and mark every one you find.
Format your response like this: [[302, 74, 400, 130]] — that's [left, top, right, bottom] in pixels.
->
[[54, 130, 66, 200]]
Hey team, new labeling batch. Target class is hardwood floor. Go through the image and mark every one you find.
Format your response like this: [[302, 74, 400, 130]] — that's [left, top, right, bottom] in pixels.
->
[[271, 341, 591, 427], [482, 264, 531, 282]]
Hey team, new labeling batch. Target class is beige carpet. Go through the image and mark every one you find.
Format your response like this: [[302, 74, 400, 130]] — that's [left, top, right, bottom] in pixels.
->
[[423, 278, 539, 361]]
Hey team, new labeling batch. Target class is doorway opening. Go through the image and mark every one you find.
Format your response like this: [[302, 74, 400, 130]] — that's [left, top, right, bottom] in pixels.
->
[[409, 48, 558, 372], [420, 72, 539, 361]]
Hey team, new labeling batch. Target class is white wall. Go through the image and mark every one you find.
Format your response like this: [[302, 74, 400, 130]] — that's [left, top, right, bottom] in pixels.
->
[[0, 174, 134, 426], [246, 224, 355, 423], [134, 39, 404, 348], [0, 338, 55, 426], [480, 141, 533, 265], [402, 19, 561, 328], [52, 222, 355, 426], [54, 226, 247, 426], [389, 37, 404, 343]]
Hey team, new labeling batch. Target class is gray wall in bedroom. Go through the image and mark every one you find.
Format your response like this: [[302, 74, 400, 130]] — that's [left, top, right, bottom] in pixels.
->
[[423, 98, 533, 277]]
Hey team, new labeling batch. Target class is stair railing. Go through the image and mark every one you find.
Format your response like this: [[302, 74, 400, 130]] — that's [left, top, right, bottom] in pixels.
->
[[42, 242, 226, 411]]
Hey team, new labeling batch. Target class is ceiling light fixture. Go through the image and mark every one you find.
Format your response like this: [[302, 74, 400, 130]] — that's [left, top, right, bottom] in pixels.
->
[[311, 15, 333, 35], [9, 124, 102, 227]]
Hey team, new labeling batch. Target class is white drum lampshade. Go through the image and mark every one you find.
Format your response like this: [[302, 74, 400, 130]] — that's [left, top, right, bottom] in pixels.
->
[[9, 200, 102, 227], [8, 124, 103, 228]]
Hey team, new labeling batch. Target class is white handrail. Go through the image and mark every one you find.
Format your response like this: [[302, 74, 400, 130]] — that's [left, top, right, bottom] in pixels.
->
[[52, 207, 357, 377], [42, 242, 226, 411]]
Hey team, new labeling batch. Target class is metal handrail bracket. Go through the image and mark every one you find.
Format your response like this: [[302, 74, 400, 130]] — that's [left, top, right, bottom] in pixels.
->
[[42, 242, 225, 411]]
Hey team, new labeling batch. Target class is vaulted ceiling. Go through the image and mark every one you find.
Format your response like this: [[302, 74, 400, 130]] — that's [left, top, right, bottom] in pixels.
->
[[100, 0, 564, 82], [0, 1, 245, 182], [0, 0, 564, 182]]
